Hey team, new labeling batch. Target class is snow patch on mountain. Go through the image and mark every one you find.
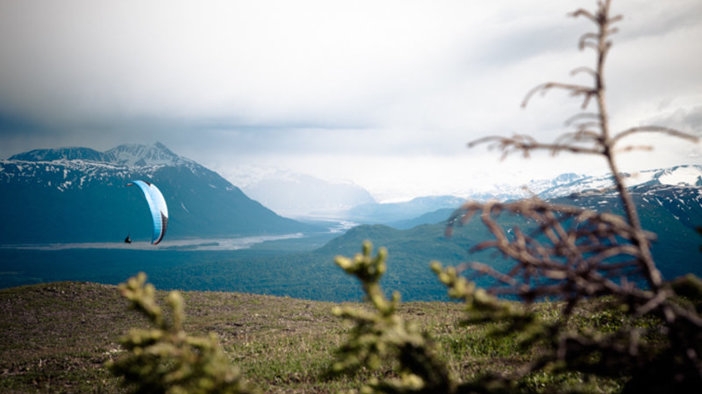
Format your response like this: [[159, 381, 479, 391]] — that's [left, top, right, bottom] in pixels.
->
[[105, 142, 188, 167], [7, 142, 192, 169], [537, 165, 702, 199], [657, 166, 702, 186], [0, 143, 200, 192], [9, 147, 111, 162], [461, 173, 588, 202]]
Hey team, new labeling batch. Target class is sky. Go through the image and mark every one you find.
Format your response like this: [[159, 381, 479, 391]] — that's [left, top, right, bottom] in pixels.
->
[[1, 0, 701, 202]]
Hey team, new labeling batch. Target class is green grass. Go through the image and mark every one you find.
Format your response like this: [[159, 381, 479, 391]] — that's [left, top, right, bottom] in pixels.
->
[[0, 281, 630, 393]]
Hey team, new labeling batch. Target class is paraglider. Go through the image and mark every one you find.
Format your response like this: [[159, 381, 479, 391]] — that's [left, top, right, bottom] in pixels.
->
[[126, 180, 169, 245]]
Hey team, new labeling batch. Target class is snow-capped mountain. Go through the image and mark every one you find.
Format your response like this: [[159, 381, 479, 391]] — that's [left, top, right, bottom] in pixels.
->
[[333, 165, 701, 226], [104, 142, 189, 167], [450, 165, 701, 204], [538, 165, 702, 199], [540, 171, 702, 278], [0, 143, 315, 244], [349, 165, 702, 233], [8, 142, 195, 175], [520, 166, 702, 233]]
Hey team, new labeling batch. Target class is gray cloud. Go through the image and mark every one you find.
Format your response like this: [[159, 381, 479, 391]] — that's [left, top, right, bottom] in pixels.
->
[[649, 105, 702, 135], [1, 0, 700, 198]]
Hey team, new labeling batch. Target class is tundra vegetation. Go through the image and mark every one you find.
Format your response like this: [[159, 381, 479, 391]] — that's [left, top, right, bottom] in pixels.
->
[[104, 0, 702, 392]]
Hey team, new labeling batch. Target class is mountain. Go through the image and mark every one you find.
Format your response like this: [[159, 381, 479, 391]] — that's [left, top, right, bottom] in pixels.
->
[[322, 181, 702, 285], [538, 165, 702, 199], [317, 164, 702, 286], [371, 165, 702, 229], [0, 143, 316, 244], [388, 208, 456, 229], [226, 165, 700, 227], [329, 171, 640, 227], [343, 195, 466, 225]]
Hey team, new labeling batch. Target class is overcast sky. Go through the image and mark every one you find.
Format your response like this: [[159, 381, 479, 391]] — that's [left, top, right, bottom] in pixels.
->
[[1, 0, 701, 201]]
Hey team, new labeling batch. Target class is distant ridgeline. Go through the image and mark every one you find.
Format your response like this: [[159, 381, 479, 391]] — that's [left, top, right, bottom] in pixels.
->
[[0, 143, 314, 244]]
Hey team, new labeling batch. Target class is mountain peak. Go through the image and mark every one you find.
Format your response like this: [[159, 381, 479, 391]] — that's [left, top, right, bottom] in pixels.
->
[[0, 142, 313, 244], [7, 142, 186, 168], [537, 164, 702, 199], [105, 142, 184, 167]]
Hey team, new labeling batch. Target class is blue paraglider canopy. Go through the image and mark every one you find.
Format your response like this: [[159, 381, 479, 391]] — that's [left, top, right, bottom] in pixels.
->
[[127, 180, 169, 245]]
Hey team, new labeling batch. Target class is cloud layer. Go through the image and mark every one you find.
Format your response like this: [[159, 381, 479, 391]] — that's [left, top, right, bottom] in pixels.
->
[[1, 0, 700, 199]]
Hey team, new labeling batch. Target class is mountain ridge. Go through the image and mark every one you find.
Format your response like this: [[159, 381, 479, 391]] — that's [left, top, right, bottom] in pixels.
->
[[8, 142, 192, 169], [0, 143, 317, 244], [332, 164, 702, 227]]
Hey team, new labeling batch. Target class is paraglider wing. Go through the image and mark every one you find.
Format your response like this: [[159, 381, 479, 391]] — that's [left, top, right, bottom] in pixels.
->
[[127, 180, 169, 245]]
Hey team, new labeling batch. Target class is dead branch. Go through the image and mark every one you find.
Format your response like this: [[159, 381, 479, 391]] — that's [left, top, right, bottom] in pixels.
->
[[521, 82, 597, 109], [468, 135, 603, 158], [612, 125, 700, 146], [446, 198, 661, 311], [445, 1, 702, 388]]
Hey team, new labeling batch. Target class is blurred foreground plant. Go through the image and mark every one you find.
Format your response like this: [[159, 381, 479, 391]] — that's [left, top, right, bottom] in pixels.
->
[[331, 241, 453, 393], [106, 272, 259, 394]]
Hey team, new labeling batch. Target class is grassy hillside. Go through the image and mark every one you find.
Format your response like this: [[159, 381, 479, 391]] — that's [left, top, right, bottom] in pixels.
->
[[0, 280, 630, 393], [0, 281, 464, 393]]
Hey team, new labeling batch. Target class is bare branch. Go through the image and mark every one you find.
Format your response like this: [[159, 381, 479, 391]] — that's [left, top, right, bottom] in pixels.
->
[[446, 198, 662, 307], [554, 130, 601, 146], [571, 66, 597, 79], [469, 134, 603, 158], [614, 145, 654, 153], [569, 9, 596, 22], [564, 112, 600, 126], [447, 1, 702, 388], [578, 33, 599, 51], [522, 82, 597, 109], [612, 125, 700, 146], [606, 27, 619, 36]]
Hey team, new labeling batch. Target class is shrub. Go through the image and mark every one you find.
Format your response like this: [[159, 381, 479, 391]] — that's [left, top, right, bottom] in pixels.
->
[[106, 273, 259, 394]]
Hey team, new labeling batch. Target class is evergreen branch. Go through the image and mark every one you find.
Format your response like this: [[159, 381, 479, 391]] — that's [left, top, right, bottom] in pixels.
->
[[109, 273, 259, 394]]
